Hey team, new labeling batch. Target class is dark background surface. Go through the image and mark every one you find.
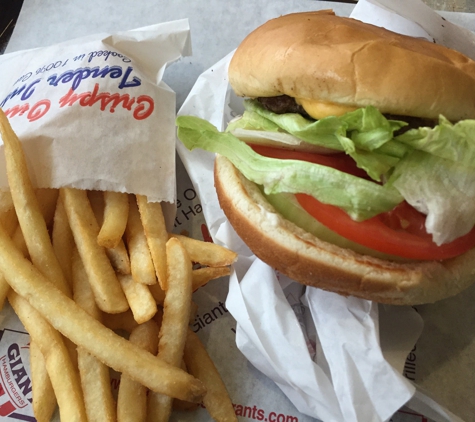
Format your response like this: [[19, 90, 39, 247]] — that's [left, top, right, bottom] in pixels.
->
[[0, 0, 23, 53]]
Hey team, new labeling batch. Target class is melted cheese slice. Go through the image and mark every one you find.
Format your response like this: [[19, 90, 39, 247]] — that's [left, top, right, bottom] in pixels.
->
[[297, 98, 358, 119]]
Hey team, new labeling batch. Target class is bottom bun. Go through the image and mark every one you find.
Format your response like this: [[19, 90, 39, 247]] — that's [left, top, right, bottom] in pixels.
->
[[214, 155, 475, 305]]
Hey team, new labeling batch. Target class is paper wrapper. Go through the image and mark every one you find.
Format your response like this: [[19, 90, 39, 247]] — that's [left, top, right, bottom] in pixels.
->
[[176, 2, 475, 421], [0, 19, 192, 203]]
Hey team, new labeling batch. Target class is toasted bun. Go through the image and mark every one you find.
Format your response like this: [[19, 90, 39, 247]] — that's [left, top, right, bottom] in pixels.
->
[[214, 155, 475, 305], [228, 10, 475, 121]]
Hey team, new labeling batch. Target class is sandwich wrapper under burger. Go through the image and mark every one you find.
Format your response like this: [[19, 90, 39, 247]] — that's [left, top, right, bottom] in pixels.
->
[[176, 2, 475, 421]]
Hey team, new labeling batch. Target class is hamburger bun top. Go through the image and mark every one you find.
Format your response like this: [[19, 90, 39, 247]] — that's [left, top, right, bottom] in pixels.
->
[[214, 154, 475, 305], [228, 10, 475, 121]]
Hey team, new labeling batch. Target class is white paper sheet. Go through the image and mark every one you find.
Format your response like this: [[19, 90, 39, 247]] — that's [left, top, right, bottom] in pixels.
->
[[351, 0, 475, 60], [0, 20, 192, 202]]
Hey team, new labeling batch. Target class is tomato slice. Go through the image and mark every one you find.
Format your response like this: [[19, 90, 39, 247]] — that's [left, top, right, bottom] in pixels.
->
[[250, 145, 369, 179], [296, 195, 475, 260], [251, 144, 475, 260]]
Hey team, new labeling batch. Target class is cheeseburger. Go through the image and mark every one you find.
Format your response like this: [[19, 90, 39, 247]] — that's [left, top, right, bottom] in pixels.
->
[[177, 10, 475, 305]]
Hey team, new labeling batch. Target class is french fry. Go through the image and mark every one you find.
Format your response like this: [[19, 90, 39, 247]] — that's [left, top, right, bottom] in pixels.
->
[[148, 235, 235, 313], [98, 190, 129, 248], [78, 351, 117, 422], [2, 207, 56, 421], [126, 196, 157, 285], [102, 310, 139, 334], [118, 273, 157, 324], [103, 308, 161, 335], [36, 188, 60, 230], [0, 276, 10, 311], [161, 238, 193, 367], [0, 190, 17, 236], [1, 195, 77, 420], [72, 248, 117, 422], [170, 234, 238, 267], [39, 189, 80, 368], [0, 190, 13, 210], [0, 111, 83, 422], [0, 110, 69, 296], [148, 282, 166, 306], [184, 329, 238, 422], [72, 247, 102, 321], [8, 291, 87, 422], [60, 187, 129, 313], [136, 194, 168, 289], [117, 320, 159, 422], [11, 225, 28, 255], [30, 341, 57, 422], [0, 188, 60, 310], [11, 219, 57, 421], [52, 196, 75, 287], [149, 264, 231, 305], [173, 399, 200, 412], [88, 190, 131, 275], [0, 193, 19, 307], [172, 398, 200, 412], [0, 223, 206, 402], [192, 266, 232, 291], [147, 237, 193, 421], [106, 242, 133, 275], [0, 225, 23, 309], [172, 359, 200, 413]]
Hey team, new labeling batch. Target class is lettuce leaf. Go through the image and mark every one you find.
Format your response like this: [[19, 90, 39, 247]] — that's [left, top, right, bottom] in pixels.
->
[[396, 116, 475, 168], [388, 150, 475, 245], [386, 117, 475, 244], [227, 110, 282, 133], [177, 116, 403, 221], [227, 100, 409, 181], [178, 101, 475, 245], [231, 99, 408, 149]]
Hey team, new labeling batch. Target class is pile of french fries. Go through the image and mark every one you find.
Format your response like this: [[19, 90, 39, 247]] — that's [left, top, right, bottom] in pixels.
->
[[0, 109, 239, 422]]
